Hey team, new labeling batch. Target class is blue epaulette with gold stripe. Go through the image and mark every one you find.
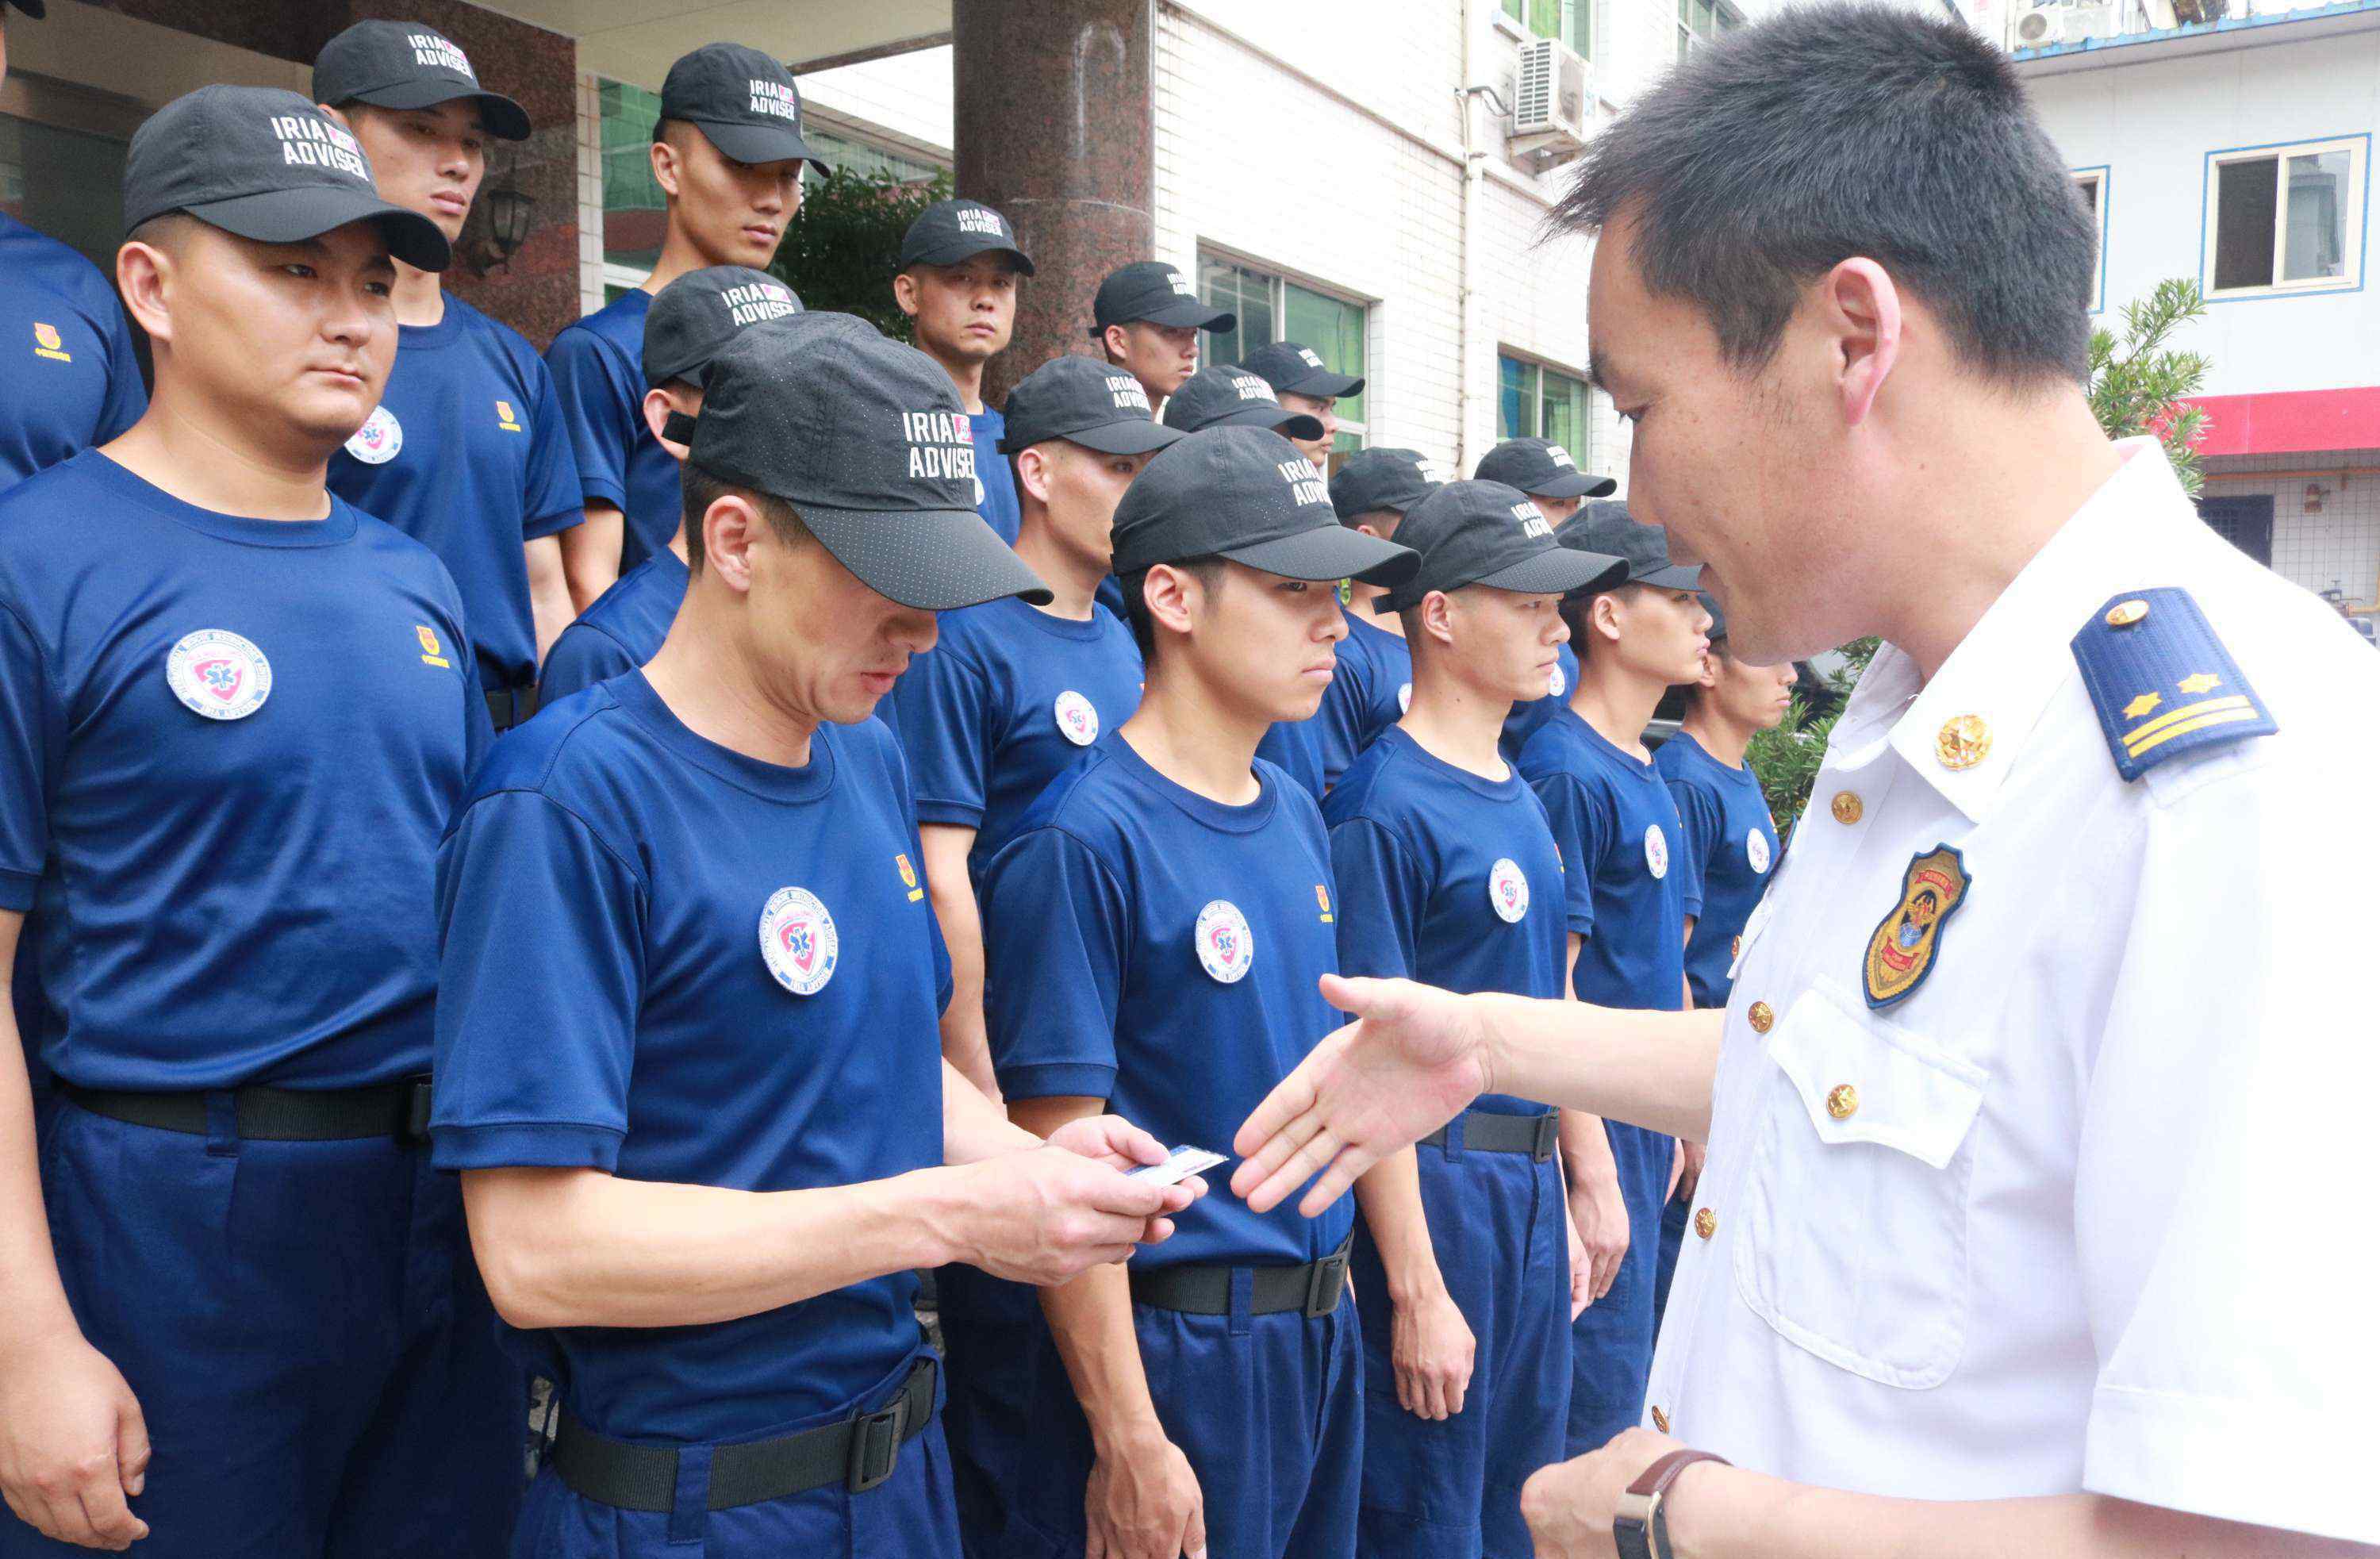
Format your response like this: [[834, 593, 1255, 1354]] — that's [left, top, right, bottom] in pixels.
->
[[2072, 587, 2276, 781]]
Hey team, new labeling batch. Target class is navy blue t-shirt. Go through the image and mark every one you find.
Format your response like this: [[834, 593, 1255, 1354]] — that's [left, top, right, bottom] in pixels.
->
[[0, 452, 486, 1092], [1499, 641, 1577, 762], [881, 595, 1142, 870], [538, 548, 689, 705], [1257, 609, 1411, 800], [970, 403, 1020, 548], [1325, 727, 1564, 1116], [1518, 707, 1696, 1012], [1653, 731, 1778, 1008], [0, 213, 146, 490], [431, 674, 951, 1442], [979, 735, 1354, 1269], [547, 288, 682, 573], [328, 294, 582, 693]]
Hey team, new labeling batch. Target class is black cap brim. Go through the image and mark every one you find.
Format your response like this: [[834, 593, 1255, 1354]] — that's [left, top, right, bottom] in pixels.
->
[[1631, 562, 1704, 590], [344, 79, 532, 141], [1276, 369, 1365, 400], [1526, 470, 1619, 500], [1002, 418, 1183, 457], [800, 504, 1053, 612], [1129, 298, 1235, 331], [6, 0, 48, 17], [1380, 545, 1627, 613], [182, 185, 451, 271], [689, 118, 827, 171], [1223, 525, 1418, 588], [905, 236, 1036, 277], [1212, 405, 1326, 441]]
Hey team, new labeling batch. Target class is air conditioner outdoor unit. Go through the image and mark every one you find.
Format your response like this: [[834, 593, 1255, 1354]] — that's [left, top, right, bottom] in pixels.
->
[[2013, 0, 2119, 44], [2013, 3, 2059, 42], [1511, 36, 1591, 166]]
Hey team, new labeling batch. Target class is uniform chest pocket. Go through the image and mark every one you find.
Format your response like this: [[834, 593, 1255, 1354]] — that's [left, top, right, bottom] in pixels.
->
[[1733, 979, 1986, 1389]]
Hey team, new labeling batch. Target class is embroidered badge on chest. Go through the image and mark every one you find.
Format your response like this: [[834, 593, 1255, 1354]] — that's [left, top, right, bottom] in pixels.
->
[[1746, 829, 1772, 875], [165, 629, 273, 720], [1547, 665, 1566, 699], [1643, 824, 1669, 880], [1054, 689, 1100, 747], [1193, 899, 1254, 985], [344, 405, 402, 465], [1488, 858, 1530, 923], [759, 886, 839, 996], [1862, 845, 1971, 1009]]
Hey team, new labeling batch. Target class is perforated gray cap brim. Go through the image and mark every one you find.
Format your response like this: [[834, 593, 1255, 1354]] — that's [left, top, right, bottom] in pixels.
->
[[689, 117, 824, 171], [800, 504, 1053, 611], [344, 79, 531, 140], [1214, 405, 1326, 440], [179, 186, 451, 271], [1631, 562, 1705, 590], [1223, 524, 1418, 588], [1527, 469, 1618, 500]]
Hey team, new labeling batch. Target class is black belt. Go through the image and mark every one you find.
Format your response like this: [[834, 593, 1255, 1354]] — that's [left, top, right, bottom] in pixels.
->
[[551, 1356, 937, 1509], [1127, 1237, 1351, 1319], [1421, 1108, 1560, 1161], [62, 1077, 434, 1146], [486, 685, 539, 732]]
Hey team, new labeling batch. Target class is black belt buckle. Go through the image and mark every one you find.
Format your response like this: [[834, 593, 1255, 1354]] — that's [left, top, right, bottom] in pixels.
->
[[845, 1391, 908, 1493], [1304, 1246, 1350, 1319], [399, 1077, 435, 1147], [1531, 1112, 1560, 1162]]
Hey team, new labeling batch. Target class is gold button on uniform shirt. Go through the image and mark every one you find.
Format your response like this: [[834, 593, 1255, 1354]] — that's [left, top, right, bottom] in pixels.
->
[[1645, 443, 2380, 1547]]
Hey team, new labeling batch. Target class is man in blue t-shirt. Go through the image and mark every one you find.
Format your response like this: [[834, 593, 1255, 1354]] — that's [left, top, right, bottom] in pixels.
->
[[892, 199, 1033, 547], [0, 1, 146, 493], [880, 353, 1178, 1545], [1258, 446, 1441, 799], [0, 87, 517, 1558], [539, 264, 803, 704], [433, 317, 1194, 1559], [546, 43, 824, 600], [314, 21, 581, 730], [1324, 480, 1625, 1557], [1514, 498, 1710, 1458], [972, 426, 1416, 1559], [1649, 589, 1792, 1323], [1480, 439, 1618, 763]]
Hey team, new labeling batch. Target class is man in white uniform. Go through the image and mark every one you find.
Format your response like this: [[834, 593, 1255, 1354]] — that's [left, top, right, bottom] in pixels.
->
[[1228, 6, 2380, 1557]]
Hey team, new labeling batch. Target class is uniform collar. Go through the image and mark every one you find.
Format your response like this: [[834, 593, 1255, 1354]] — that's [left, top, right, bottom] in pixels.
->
[[1840, 440, 2197, 823]]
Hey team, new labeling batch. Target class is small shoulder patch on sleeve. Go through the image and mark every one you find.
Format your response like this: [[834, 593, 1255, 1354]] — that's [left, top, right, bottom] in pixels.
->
[[2071, 586, 2276, 781]]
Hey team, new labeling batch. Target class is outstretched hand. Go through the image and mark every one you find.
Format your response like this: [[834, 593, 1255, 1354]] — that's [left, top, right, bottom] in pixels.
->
[[1230, 974, 1492, 1218]]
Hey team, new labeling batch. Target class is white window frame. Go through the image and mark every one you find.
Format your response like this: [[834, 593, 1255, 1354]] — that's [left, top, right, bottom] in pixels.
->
[[2072, 166, 2108, 314], [2201, 134, 2367, 302]]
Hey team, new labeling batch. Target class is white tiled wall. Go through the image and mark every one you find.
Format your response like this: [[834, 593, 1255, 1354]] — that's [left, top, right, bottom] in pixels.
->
[[577, 71, 607, 315], [2202, 448, 2380, 604]]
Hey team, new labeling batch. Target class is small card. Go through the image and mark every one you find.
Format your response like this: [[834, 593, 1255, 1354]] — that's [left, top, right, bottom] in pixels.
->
[[1127, 1145, 1228, 1187]]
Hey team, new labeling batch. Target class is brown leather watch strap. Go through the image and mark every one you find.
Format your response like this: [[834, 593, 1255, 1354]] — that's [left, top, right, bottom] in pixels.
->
[[1613, 1449, 1731, 1559]]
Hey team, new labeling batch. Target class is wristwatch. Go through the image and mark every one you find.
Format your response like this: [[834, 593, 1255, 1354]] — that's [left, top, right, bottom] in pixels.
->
[[1613, 1448, 1730, 1559]]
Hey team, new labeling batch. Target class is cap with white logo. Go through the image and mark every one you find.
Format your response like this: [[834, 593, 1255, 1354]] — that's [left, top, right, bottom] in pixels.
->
[[658, 42, 825, 170], [996, 354, 1184, 456], [313, 20, 531, 141], [1328, 447, 1443, 524], [1240, 339, 1365, 401], [1474, 436, 1618, 501], [1110, 425, 1417, 587], [1160, 364, 1326, 440], [899, 198, 1035, 276], [1376, 479, 1627, 614], [122, 85, 450, 271], [1089, 260, 1235, 332], [641, 264, 802, 389], [681, 310, 1052, 611]]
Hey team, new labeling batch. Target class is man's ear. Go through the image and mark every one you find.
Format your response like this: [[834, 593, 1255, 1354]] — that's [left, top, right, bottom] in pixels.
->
[[649, 136, 684, 200], [1417, 590, 1455, 647], [1015, 443, 1055, 505], [697, 493, 765, 594], [1591, 590, 1626, 644], [891, 270, 923, 321], [1821, 257, 1903, 430], [642, 387, 691, 459], [115, 238, 176, 346], [1142, 561, 1206, 640]]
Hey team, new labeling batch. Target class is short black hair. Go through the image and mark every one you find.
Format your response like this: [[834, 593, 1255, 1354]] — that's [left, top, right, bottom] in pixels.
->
[[1120, 555, 1226, 661], [1553, 1, 2096, 385], [680, 461, 809, 573]]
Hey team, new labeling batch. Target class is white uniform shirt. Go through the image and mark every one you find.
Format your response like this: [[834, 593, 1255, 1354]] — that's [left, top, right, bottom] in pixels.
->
[[1646, 441, 2380, 1545]]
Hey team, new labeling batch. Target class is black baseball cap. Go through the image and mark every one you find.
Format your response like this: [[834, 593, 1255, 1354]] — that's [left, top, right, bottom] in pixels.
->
[[1378, 481, 1627, 614], [123, 86, 450, 271], [1160, 365, 1325, 440], [313, 21, 531, 142], [1561, 498, 1702, 590], [1111, 426, 1418, 586], [1474, 436, 1617, 501], [4, 2, 47, 19], [899, 198, 1034, 275], [1089, 261, 1234, 333], [1330, 447, 1443, 523], [996, 355, 1183, 456], [643, 265, 801, 389], [1242, 340, 1365, 401], [684, 313, 1049, 612], [658, 43, 823, 170]]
